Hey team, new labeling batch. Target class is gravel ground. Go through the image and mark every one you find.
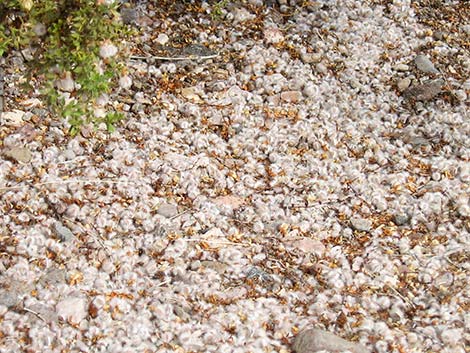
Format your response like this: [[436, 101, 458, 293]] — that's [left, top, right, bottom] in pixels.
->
[[0, 1, 469, 352]]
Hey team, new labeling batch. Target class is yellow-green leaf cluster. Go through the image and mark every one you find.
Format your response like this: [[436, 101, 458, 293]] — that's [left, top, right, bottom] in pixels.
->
[[0, 0, 133, 135]]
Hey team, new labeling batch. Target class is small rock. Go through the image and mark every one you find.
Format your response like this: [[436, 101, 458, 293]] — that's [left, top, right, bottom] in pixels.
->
[[19, 98, 42, 108], [403, 134, 429, 147], [393, 63, 409, 72], [267, 94, 281, 106], [280, 90, 302, 103], [100, 259, 115, 274], [200, 260, 228, 274], [32, 23, 47, 36], [27, 303, 58, 322], [315, 63, 328, 74], [350, 217, 372, 232], [300, 52, 322, 64], [248, 0, 264, 6], [63, 149, 76, 161], [39, 268, 66, 287], [462, 25, 470, 35], [190, 260, 201, 270], [53, 222, 75, 242], [303, 83, 318, 98], [119, 75, 133, 89], [397, 78, 411, 92], [402, 79, 444, 101], [155, 33, 169, 46], [0, 288, 21, 308], [457, 203, 470, 218], [213, 195, 245, 210], [56, 297, 88, 324], [56, 72, 75, 92], [99, 41, 118, 59], [2, 110, 25, 126], [246, 266, 272, 282], [131, 102, 144, 113], [283, 237, 325, 256], [414, 54, 439, 74], [200, 227, 226, 248], [232, 7, 255, 23], [434, 272, 453, 287], [264, 26, 284, 44], [349, 79, 362, 90], [4, 146, 32, 164], [120, 7, 138, 25], [157, 203, 178, 218], [0, 280, 34, 308], [293, 328, 369, 353], [394, 212, 411, 226], [181, 87, 201, 103], [173, 304, 191, 321], [433, 31, 445, 41], [16, 123, 38, 143]]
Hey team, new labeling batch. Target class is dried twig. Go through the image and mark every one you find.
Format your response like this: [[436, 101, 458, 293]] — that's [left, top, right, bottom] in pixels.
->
[[22, 307, 46, 322], [181, 238, 250, 247], [129, 53, 219, 62], [0, 178, 142, 192]]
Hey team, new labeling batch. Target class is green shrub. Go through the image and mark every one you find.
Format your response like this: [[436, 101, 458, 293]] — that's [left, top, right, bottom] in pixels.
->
[[0, 0, 132, 135]]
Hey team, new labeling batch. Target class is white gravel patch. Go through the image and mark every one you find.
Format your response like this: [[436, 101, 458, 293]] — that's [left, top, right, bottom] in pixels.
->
[[0, 1, 469, 353]]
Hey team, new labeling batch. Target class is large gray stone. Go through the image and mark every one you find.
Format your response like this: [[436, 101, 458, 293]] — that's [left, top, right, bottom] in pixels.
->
[[414, 55, 439, 74], [403, 79, 444, 101], [350, 217, 372, 232], [293, 328, 369, 353], [157, 203, 178, 218], [4, 146, 32, 164]]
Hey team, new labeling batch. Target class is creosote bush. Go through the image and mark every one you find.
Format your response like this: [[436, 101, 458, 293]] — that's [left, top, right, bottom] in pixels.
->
[[0, 0, 132, 135]]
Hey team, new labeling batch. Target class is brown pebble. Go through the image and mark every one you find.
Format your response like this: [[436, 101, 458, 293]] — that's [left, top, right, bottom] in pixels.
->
[[402, 79, 444, 101]]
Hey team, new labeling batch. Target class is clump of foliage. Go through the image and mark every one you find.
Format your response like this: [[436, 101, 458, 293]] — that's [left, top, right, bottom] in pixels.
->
[[0, 0, 132, 135], [210, 0, 230, 20]]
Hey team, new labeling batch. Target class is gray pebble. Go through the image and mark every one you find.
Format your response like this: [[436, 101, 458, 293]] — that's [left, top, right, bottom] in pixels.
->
[[393, 63, 409, 72], [350, 217, 372, 232], [27, 303, 58, 322], [433, 31, 445, 41], [315, 62, 328, 74], [414, 54, 439, 74], [157, 203, 178, 218], [0, 280, 32, 308], [434, 272, 453, 287], [131, 102, 144, 113], [53, 222, 75, 242], [63, 149, 76, 161], [397, 78, 411, 91], [0, 288, 21, 308], [394, 212, 411, 226], [462, 25, 470, 35], [3, 146, 32, 164], [56, 297, 88, 324], [403, 79, 444, 101], [200, 260, 228, 274], [190, 260, 201, 270], [39, 268, 66, 287], [303, 83, 317, 98], [349, 79, 363, 90], [293, 328, 370, 353], [120, 7, 138, 25], [301, 52, 322, 64], [246, 266, 272, 282], [173, 305, 191, 321]]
